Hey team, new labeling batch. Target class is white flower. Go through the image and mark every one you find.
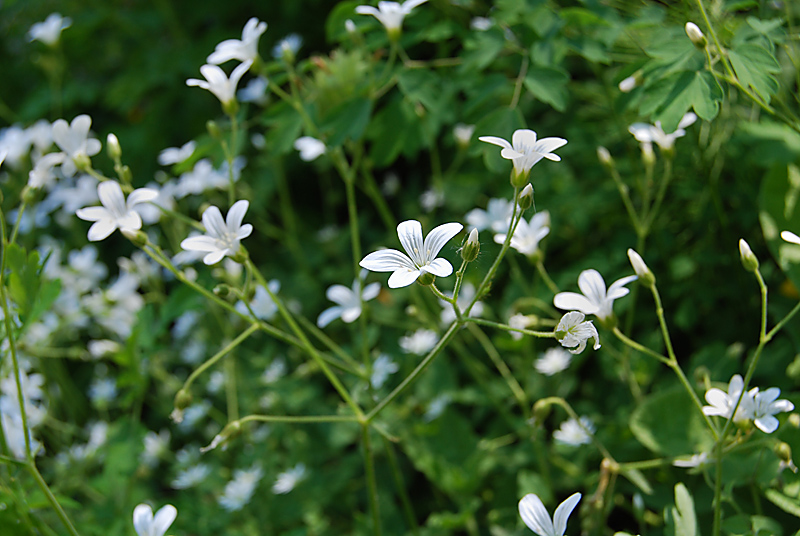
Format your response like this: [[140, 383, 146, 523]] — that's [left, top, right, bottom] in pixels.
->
[[236, 280, 281, 320], [555, 312, 600, 354], [509, 313, 533, 340], [553, 269, 637, 322], [76, 181, 158, 241], [479, 129, 567, 177], [158, 141, 196, 166], [207, 17, 267, 64], [519, 492, 581, 536], [171, 463, 211, 489], [262, 358, 287, 384], [218, 464, 263, 512], [453, 123, 475, 146], [133, 504, 177, 536], [28, 152, 66, 189], [272, 463, 306, 494], [360, 219, 463, 288], [317, 277, 380, 328], [618, 76, 637, 93], [438, 282, 484, 325], [673, 452, 710, 468], [355, 0, 428, 34], [535, 348, 572, 376], [140, 429, 170, 468], [294, 136, 326, 161], [187, 60, 253, 106], [424, 394, 450, 421], [371, 354, 399, 389], [174, 157, 244, 198], [273, 33, 302, 59], [702, 374, 756, 423], [400, 328, 439, 355], [52, 115, 102, 177], [470, 17, 492, 31], [752, 387, 794, 433], [553, 417, 594, 446], [628, 113, 697, 151], [28, 13, 72, 45], [238, 77, 269, 105], [466, 198, 513, 232], [180, 200, 253, 265], [420, 188, 445, 213], [494, 211, 550, 257]]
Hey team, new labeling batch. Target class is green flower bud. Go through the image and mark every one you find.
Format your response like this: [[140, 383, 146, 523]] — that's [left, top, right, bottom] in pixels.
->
[[213, 284, 233, 297], [739, 238, 759, 272], [121, 229, 148, 247], [106, 133, 122, 161], [461, 228, 480, 262], [174, 389, 192, 411], [597, 146, 614, 168], [627, 248, 655, 286], [518, 183, 533, 210], [206, 120, 222, 140], [416, 271, 435, 286], [21, 185, 38, 203], [685, 22, 707, 48]]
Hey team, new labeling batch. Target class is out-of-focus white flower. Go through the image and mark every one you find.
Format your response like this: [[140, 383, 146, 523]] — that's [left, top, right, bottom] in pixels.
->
[[424, 394, 450, 421], [470, 17, 492, 31], [140, 429, 171, 468], [439, 282, 484, 325], [27, 120, 54, 154], [399, 328, 439, 355], [171, 464, 211, 489], [618, 75, 637, 93], [317, 277, 380, 328], [273, 33, 302, 59], [52, 115, 102, 177], [360, 219, 463, 288], [629, 113, 697, 151], [236, 279, 281, 320], [781, 230, 800, 245], [0, 126, 31, 168], [187, 60, 253, 107], [535, 348, 572, 376], [371, 354, 398, 389], [466, 198, 513, 233], [518, 492, 581, 536], [133, 503, 177, 536], [554, 269, 637, 322], [509, 313, 533, 341], [479, 129, 567, 179], [355, 0, 428, 38], [702, 374, 756, 423], [158, 141, 196, 166], [207, 17, 267, 64], [218, 464, 263, 512], [752, 387, 794, 433], [420, 188, 445, 213], [180, 200, 253, 265], [28, 13, 72, 45], [272, 463, 306, 494], [553, 416, 594, 446], [262, 358, 287, 384], [238, 77, 269, 105], [673, 452, 710, 468], [174, 157, 244, 198], [494, 211, 550, 258], [88, 377, 117, 405], [76, 181, 158, 241], [294, 136, 326, 161], [453, 123, 475, 147], [555, 312, 600, 354], [28, 152, 66, 189]]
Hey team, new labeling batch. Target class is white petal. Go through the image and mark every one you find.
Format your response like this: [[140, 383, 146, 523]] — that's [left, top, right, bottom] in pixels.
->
[[362, 282, 381, 301], [237, 223, 253, 239], [317, 306, 342, 328], [340, 306, 362, 323], [355, 6, 381, 16], [478, 135, 512, 149], [97, 181, 126, 212], [203, 250, 226, 265], [226, 200, 249, 230], [133, 504, 154, 536], [388, 268, 421, 288], [151, 505, 177, 536], [423, 258, 453, 278], [87, 220, 116, 241], [518, 494, 555, 536], [577, 270, 607, 304], [553, 493, 581, 536], [397, 220, 424, 264], [536, 137, 568, 154], [116, 212, 143, 231], [76, 206, 108, 222], [326, 284, 354, 305], [128, 188, 159, 207], [201, 206, 227, 238], [629, 124, 656, 143], [678, 112, 697, 129], [423, 222, 462, 260], [607, 275, 637, 299], [360, 249, 415, 272], [553, 292, 599, 315], [754, 415, 779, 434], [181, 236, 220, 252], [512, 129, 538, 149]]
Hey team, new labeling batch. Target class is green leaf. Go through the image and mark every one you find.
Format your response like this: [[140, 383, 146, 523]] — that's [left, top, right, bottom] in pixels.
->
[[759, 164, 800, 291], [672, 483, 697, 536], [320, 97, 372, 146], [4, 244, 59, 326], [524, 66, 569, 111], [765, 488, 800, 518], [621, 467, 653, 495], [640, 70, 722, 132], [629, 385, 711, 456], [729, 43, 780, 101]]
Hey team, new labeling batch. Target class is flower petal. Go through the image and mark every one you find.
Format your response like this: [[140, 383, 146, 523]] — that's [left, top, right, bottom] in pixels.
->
[[87, 219, 116, 241], [76, 206, 108, 222], [326, 284, 354, 305], [423, 222, 462, 260], [133, 504, 154, 536], [388, 268, 421, 288], [518, 494, 555, 536], [201, 206, 227, 238], [553, 493, 581, 536], [340, 306, 362, 323], [362, 282, 381, 301], [478, 135, 511, 149], [226, 200, 249, 230], [397, 220, 424, 264], [422, 258, 453, 278], [360, 249, 414, 272], [151, 504, 177, 536], [317, 306, 343, 328], [181, 236, 220, 252], [203, 249, 226, 265], [128, 188, 159, 207], [577, 269, 607, 305], [553, 292, 599, 315]]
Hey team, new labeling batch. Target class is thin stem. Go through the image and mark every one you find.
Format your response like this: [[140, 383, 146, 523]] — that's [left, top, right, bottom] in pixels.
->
[[535, 260, 559, 295], [182, 324, 259, 395], [464, 317, 554, 339], [238, 414, 359, 425], [382, 437, 419, 535], [466, 324, 529, 417], [28, 463, 82, 536], [510, 54, 529, 110], [362, 424, 382, 536]]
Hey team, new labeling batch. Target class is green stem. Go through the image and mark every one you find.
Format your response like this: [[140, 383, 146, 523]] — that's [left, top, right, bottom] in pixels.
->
[[28, 463, 82, 536], [382, 437, 419, 535], [466, 324, 529, 417], [535, 260, 559, 295], [464, 317, 555, 339], [181, 324, 258, 396], [362, 424, 382, 536], [238, 414, 359, 424]]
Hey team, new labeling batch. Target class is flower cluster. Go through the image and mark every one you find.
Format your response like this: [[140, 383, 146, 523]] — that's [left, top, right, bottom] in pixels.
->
[[702, 374, 794, 433]]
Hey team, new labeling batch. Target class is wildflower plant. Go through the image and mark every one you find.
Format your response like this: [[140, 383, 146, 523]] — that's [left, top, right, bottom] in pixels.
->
[[2, 2, 800, 536]]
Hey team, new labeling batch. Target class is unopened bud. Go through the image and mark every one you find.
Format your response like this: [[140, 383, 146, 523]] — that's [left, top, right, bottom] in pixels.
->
[[213, 284, 232, 297], [597, 146, 614, 167], [775, 441, 793, 463], [206, 120, 222, 140], [417, 271, 435, 286], [618, 75, 638, 93], [21, 185, 38, 203], [461, 228, 480, 262], [627, 248, 655, 286], [200, 420, 242, 453], [174, 389, 192, 411], [685, 22, 707, 48], [518, 183, 533, 210], [345, 19, 357, 34], [107, 133, 122, 161], [739, 238, 759, 272], [121, 229, 148, 247]]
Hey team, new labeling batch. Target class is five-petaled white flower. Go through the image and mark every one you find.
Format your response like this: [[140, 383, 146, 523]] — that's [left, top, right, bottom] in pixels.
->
[[360, 219, 463, 288], [76, 181, 158, 241], [28, 13, 72, 46], [317, 276, 381, 328], [158, 141, 196, 166], [553, 417, 594, 446], [519, 492, 581, 536], [52, 114, 102, 177], [702, 374, 755, 424], [629, 113, 697, 151], [555, 312, 600, 354], [207, 17, 267, 64], [294, 136, 326, 161], [479, 129, 567, 178], [494, 211, 550, 258], [355, 0, 428, 36], [180, 200, 253, 265], [752, 388, 794, 434], [535, 347, 572, 376], [554, 269, 637, 322], [466, 198, 513, 233], [133, 503, 177, 536], [187, 60, 253, 106]]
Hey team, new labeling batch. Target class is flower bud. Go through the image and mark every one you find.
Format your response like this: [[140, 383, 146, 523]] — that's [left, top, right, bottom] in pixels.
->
[[213, 284, 233, 297], [597, 146, 614, 168], [417, 272, 435, 286], [461, 228, 480, 262], [121, 229, 148, 247], [345, 19, 357, 34], [21, 185, 38, 203], [107, 133, 122, 161], [618, 75, 638, 93], [518, 183, 534, 210], [206, 120, 222, 140], [201, 420, 242, 453], [510, 169, 530, 189], [174, 389, 192, 411], [739, 238, 759, 272], [685, 22, 707, 48], [627, 248, 655, 286]]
